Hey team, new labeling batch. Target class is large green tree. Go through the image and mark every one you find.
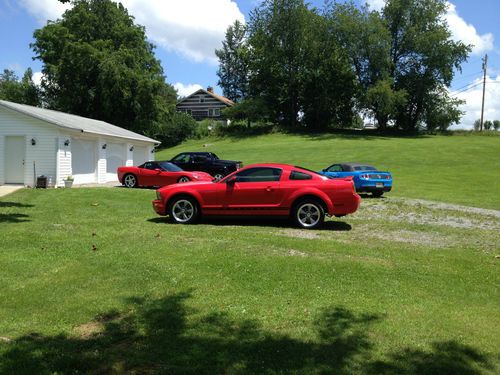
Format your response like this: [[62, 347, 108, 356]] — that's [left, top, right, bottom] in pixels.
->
[[31, 0, 176, 134], [0, 68, 41, 106], [327, 0, 469, 131], [247, 0, 356, 129], [215, 20, 249, 102]]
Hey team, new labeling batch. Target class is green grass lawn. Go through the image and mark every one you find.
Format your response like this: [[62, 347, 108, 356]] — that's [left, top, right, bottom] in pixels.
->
[[1, 186, 499, 374], [156, 132, 500, 210]]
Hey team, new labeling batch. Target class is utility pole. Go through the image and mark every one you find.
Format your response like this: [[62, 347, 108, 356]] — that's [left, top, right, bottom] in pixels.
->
[[480, 54, 488, 131]]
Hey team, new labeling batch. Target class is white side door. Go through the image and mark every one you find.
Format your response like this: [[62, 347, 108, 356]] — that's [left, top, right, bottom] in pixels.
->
[[5, 136, 25, 184]]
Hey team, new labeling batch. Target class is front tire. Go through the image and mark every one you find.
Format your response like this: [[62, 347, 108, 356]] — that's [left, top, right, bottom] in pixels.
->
[[292, 199, 325, 229], [168, 196, 199, 224], [123, 174, 138, 188]]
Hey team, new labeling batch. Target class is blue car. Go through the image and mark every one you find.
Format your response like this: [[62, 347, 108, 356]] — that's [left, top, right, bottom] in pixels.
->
[[319, 163, 392, 197]]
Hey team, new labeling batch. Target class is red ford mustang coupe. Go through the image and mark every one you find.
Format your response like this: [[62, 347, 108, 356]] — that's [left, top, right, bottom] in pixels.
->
[[153, 164, 361, 229], [118, 161, 213, 188]]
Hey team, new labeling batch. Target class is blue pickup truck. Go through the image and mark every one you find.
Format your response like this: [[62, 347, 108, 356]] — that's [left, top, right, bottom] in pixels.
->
[[319, 162, 392, 197]]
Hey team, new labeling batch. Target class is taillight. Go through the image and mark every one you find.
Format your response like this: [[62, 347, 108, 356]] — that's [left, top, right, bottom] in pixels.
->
[[386, 175, 391, 180], [360, 174, 369, 179]]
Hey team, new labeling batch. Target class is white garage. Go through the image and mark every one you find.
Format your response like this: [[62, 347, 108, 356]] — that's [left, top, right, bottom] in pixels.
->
[[0, 100, 159, 187]]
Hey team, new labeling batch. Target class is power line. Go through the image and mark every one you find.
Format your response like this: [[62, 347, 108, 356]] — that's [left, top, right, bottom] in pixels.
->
[[450, 82, 483, 96]]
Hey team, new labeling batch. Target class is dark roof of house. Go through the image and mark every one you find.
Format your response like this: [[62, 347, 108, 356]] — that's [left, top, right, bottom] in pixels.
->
[[177, 89, 235, 107]]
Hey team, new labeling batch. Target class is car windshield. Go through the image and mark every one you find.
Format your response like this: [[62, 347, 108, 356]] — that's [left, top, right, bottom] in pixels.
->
[[353, 165, 377, 171], [158, 162, 183, 172], [211, 153, 219, 160]]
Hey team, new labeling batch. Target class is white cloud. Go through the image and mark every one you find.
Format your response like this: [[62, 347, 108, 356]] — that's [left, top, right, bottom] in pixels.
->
[[32, 71, 43, 86], [18, 0, 71, 22], [452, 76, 500, 129], [365, 0, 385, 11], [173, 82, 203, 98], [18, 0, 245, 64], [444, 2, 494, 55]]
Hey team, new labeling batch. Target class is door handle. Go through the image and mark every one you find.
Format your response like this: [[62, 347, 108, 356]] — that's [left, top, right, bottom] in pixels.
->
[[266, 186, 273, 192]]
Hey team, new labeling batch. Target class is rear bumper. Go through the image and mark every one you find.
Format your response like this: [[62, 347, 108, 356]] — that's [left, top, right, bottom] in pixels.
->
[[331, 193, 361, 216], [152, 199, 167, 215], [356, 185, 392, 193]]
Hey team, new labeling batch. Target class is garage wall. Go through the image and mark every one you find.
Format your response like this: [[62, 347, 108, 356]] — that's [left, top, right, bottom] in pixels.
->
[[0, 107, 57, 186]]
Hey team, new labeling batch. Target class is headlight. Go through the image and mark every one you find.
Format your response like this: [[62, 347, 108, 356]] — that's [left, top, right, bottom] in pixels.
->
[[156, 190, 162, 200]]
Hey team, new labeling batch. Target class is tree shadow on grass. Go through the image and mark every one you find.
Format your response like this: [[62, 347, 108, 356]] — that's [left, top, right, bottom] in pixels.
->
[[147, 216, 352, 231], [0, 202, 34, 208], [0, 213, 30, 223], [0, 292, 495, 375]]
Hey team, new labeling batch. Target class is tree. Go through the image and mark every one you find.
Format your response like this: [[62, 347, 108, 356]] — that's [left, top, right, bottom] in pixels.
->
[[383, 0, 470, 130], [31, 0, 176, 134], [326, 2, 405, 129], [0, 68, 41, 106], [483, 120, 493, 130], [493, 120, 500, 131], [222, 97, 270, 127], [215, 20, 249, 102], [473, 119, 481, 131], [326, 0, 469, 131]]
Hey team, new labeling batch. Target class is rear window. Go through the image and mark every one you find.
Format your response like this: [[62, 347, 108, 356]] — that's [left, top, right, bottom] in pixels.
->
[[354, 165, 377, 171], [290, 171, 312, 180]]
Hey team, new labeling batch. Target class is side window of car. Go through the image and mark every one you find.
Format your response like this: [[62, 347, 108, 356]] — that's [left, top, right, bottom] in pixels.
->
[[327, 165, 342, 172], [235, 167, 282, 183], [143, 162, 155, 170], [290, 171, 312, 180], [192, 155, 208, 163], [172, 153, 190, 163]]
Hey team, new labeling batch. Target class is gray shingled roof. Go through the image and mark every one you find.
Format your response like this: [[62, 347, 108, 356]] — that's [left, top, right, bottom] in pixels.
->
[[0, 100, 159, 144]]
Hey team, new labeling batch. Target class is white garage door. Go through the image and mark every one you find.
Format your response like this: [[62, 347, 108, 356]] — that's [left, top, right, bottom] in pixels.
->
[[133, 146, 148, 166], [106, 142, 126, 181], [72, 139, 97, 184]]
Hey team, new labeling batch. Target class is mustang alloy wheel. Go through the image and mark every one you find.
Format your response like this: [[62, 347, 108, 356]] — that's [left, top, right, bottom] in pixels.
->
[[178, 176, 190, 183], [123, 174, 137, 188], [213, 173, 225, 181], [168, 197, 199, 224], [293, 200, 325, 229]]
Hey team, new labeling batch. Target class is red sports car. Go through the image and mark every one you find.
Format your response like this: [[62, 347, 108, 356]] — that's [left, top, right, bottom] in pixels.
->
[[118, 161, 213, 188], [152, 163, 361, 229]]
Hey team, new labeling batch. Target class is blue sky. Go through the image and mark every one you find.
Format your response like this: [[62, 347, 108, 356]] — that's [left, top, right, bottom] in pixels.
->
[[0, 0, 499, 127]]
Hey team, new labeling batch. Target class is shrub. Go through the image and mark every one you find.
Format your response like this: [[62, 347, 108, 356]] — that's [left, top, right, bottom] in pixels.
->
[[148, 112, 197, 147]]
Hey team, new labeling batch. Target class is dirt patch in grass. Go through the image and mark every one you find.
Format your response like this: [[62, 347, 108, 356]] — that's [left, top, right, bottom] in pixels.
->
[[279, 229, 321, 240], [285, 249, 308, 257], [368, 229, 454, 248], [74, 321, 104, 339]]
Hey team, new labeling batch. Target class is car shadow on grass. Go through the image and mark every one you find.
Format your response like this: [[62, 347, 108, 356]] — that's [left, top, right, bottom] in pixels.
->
[[147, 216, 352, 231], [0, 291, 495, 375]]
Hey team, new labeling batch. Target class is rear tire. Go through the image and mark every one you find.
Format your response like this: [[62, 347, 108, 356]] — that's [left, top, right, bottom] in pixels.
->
[[123, 174, 138, 188], [168, 196, 199, 224], [292, 199, 325, 229]]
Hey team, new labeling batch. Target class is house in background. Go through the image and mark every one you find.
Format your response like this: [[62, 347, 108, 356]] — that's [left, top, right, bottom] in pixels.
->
[[176, 86, 234, 121], [0, 100, 158, 187]]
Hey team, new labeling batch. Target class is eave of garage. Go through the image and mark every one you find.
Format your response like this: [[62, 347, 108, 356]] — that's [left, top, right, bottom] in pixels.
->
[[0, 100, 161, 146]]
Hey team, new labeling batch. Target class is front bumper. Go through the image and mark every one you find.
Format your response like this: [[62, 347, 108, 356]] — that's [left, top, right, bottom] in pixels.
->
[[152, 199, 167, 215]]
